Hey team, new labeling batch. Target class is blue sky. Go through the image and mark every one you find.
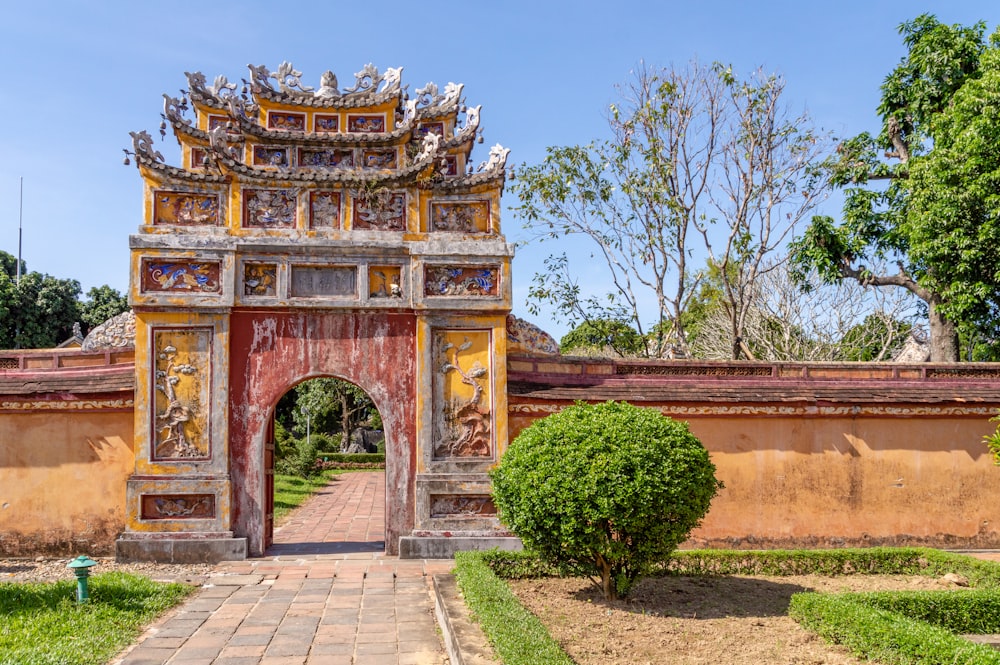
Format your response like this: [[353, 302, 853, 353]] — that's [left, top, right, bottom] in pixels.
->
[[0, 1, 996, 337]]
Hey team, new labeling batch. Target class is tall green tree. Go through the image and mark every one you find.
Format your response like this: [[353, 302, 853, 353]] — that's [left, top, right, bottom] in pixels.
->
[[513, 61, 829, 358], [791, 15, 1000, 361], [0, 250, 129, 349], [80, 285, 129, 332], [0, 269, 81, 349]]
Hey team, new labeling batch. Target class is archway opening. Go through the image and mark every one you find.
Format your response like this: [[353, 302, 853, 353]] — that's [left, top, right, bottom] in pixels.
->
[[264, 376, 387, 555]]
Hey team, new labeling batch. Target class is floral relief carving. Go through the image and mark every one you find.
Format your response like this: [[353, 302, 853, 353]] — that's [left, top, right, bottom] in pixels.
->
[[434, 332, 492, 459], [153, 331, 210, 460], [244, 189, 296, 227]]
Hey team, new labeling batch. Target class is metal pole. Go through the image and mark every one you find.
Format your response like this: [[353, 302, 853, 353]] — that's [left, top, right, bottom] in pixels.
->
[[16, 176, 22, 285]]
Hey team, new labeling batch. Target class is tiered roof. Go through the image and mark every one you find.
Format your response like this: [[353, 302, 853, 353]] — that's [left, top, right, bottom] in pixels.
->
[[128, 62, 508, 195]]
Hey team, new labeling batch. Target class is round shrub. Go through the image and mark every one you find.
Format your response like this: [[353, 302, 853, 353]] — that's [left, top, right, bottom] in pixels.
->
[[490, 401, 722, 600]]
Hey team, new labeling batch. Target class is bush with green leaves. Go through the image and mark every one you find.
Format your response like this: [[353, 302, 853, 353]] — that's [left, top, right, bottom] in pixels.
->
[[490, 401, 722, 599]]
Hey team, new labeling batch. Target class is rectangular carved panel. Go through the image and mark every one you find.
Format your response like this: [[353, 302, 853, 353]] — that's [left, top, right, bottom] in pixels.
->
[[141, 260, 221, 293], [418, 122, 445, 137], [290, 266, 357, 297], [252, 146, 289, 167], [361, 148, 397, 169], [154, 192, 220, 226], [243, 189, 296, 228], [314, 114, 339, 132], [243, 263, 277, 296], [432, 330, 493, 459], [424, 266, 499, 297], [353, 192, 405, 230], [429, 494, 496, 518], [368, 266, 402, 299], [141, 494, 215, 520], [299, 148, 354, 168], [430, 201, 490, 233], [309, 191, 342, 228], [152, 328, 212, 460], [347, 114, 385, 133], [267, 111, 306, 131]]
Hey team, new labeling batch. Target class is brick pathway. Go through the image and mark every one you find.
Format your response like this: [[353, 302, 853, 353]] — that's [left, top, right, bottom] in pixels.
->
[[116, 472, 454, 665]]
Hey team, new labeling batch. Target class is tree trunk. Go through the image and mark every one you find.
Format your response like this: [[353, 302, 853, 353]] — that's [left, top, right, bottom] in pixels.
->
[[928, 299, 959, 362]]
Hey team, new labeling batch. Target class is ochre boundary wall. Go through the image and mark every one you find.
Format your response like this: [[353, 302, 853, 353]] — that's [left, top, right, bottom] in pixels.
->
[[509, 355, 1000, 550], [0, 349, 134, 556], [4, 348, 1000, 555]]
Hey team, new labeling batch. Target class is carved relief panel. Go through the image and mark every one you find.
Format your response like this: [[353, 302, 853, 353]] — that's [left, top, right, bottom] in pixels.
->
[[141, 260, 221, 293], [153, 191, 220, 226], [353, 191, 406, 230], [243, 189, 297, 228], [430, 201, 490, 233], [432, 330, 493, 459], [140, 494, 215, 520], [151, 328, 212, 461], [368, 266, 402, 299], [243, 263, 278, 297], [309, 191, 342, 228], [424, 266, 499, 297]]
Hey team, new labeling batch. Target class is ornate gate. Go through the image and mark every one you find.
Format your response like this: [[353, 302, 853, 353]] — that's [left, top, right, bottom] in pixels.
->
[[116, 63, 516, 560]]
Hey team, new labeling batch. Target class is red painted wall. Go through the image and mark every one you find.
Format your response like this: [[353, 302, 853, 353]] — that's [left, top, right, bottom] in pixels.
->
[[228, 310, 416, 556]]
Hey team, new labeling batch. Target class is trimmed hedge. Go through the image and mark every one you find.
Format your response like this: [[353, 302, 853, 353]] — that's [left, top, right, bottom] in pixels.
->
[[316, 453, 385, 470], [664, 547, 1000, 586], [790, 592, 1000, 665], [475, 547, 1000, 665], [453, 551, 573, 665]]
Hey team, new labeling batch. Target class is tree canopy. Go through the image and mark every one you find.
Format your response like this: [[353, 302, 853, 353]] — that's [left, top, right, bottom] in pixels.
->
[[0, 250, 128, 349], [791, 15, 1000, 361], [513, 61, 830, 359]]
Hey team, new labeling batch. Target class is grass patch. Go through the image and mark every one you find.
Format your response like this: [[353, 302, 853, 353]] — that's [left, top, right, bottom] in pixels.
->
[[454, 551, 573, 665], [0, 572, 194, 665], [471, 547, 1000, 665]]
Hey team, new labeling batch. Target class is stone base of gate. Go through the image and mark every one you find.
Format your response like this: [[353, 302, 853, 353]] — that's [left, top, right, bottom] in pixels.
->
[[398, 533, 523, 559], [115, 533, 247, 563]]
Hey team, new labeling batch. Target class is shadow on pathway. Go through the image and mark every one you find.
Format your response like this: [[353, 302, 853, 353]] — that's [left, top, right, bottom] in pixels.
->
[[115, 471, 453, 665]]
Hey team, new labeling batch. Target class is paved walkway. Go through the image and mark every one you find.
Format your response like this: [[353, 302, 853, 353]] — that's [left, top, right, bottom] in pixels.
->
[[117, 472, 454, 665]]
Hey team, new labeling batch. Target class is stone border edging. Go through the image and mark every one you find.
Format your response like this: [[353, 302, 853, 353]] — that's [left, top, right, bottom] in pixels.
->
[[433, 573, 499, 665]]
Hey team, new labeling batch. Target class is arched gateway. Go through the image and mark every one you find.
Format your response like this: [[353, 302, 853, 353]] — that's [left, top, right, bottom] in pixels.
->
[[115, 63, 518, 561]]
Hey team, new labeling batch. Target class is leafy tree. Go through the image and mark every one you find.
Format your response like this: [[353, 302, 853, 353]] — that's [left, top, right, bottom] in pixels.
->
[[80, 285, 129, 332], [0, 250, 129, 349], [0, 267, 81, 349], [791, 15, 1000, 361], [0, 251, 25, 280], [513, 61, 829, 358], [490, 401, 722, 600], [558, 318, 645, 357]]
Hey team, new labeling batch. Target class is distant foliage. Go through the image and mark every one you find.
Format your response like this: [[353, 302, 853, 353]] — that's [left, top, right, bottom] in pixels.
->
[[0, 250, 127, 349], [491, 401, 722, 600]]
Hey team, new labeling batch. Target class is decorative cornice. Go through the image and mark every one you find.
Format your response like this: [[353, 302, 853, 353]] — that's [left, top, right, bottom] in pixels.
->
[[509, 402, 999, 418], [209, 132, 441, 186], [1, 398, 134, 412]]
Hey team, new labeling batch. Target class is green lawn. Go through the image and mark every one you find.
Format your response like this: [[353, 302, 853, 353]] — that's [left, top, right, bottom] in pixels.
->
[[0, 572, 194, 665]]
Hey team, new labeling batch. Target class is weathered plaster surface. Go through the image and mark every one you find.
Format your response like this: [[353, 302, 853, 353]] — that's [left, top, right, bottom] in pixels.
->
[[228, 310, 417, 555], [0, 410, 133, 555]]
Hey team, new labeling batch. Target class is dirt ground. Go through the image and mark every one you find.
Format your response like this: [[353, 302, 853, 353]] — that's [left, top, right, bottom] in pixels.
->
[[510, 573, 964, 665]]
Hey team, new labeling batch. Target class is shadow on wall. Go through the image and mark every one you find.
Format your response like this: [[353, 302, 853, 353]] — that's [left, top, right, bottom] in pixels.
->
[[0, 412, 133, 468]]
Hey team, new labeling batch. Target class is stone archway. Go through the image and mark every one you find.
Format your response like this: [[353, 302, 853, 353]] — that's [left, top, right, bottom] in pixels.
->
[[114, 62, 519, 562], [229, 311, 416, 556]]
